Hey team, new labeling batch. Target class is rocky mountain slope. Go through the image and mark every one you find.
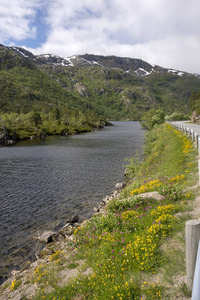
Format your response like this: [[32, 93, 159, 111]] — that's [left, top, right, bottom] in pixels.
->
[[0, 43, 200, 120]]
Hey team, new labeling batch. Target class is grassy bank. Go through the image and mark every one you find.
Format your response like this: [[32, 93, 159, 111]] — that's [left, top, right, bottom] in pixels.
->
[[1, 123, 198, 299]]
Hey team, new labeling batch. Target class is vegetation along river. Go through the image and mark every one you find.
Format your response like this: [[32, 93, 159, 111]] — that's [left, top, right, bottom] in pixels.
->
[[0, 121, 145, 283]]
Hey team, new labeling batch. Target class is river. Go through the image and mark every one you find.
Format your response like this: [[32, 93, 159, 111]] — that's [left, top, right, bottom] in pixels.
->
[[0, 121, 145, 283]]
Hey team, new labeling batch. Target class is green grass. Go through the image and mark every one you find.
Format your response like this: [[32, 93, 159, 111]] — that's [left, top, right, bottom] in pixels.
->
[[26, 123, 198, 299]]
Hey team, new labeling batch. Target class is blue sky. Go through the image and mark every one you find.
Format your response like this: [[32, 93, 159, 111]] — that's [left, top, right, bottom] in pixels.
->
[[18, 9, 48, 48], [0, 0, 200, 74]]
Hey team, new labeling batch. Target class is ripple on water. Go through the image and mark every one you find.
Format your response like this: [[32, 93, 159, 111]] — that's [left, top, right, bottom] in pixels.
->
[[0, 121, 145, 284]]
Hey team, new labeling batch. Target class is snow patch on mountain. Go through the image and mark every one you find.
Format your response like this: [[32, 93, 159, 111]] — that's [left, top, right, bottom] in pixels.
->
[[92, 61, 103, 66], [135, 68, 152, 76], [11, 47, 29, 58], [64, 58, 74, 66], [177, 72, 184, 76], [168, 69, 177, 74]]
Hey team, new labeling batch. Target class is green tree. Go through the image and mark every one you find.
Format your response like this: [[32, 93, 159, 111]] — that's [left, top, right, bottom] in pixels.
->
[[49, 107, 61, 122], [141, 109, 165, 130], [166, 112, 190, 121], [189, 92, 197, 111], [26, 110, 42, 127]]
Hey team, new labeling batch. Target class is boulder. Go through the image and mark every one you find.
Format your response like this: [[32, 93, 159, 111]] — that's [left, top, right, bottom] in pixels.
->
[[112, 190, 118, 196], [59, 224, 74, 237], [36, 231, 57, 243], [115, 182, 126, 190], [94, 207, 99, 213], [66, 215, 79, 224], [102, 195, 110, 203], [135, 191, 164, 201], [51, 232, 65, 242], [6, 140, 15, 144]]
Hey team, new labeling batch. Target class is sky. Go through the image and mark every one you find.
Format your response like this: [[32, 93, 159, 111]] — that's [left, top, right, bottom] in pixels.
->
[[0, 0, 200, 74]]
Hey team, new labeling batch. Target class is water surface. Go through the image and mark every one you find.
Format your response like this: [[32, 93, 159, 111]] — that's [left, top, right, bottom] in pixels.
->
[[0, 121, 145, 282]]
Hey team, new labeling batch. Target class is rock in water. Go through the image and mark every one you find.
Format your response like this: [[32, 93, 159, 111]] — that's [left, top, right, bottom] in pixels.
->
[[66, 215, 79, 224]]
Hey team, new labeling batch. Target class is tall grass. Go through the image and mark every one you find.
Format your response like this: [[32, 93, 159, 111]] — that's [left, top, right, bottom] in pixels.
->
[[29, 123, 198, 299]]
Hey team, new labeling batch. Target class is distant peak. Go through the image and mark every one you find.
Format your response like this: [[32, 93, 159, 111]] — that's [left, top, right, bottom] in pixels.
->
[[0, 43, 199, 77]]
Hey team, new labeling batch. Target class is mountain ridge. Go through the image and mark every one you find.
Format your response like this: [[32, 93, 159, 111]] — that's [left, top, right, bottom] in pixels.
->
[[4, 44, 199, 78], [0, 43, 200, 122]]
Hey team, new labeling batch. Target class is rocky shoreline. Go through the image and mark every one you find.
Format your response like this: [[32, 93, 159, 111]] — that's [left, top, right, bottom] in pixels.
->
[[35, 182, 125, 243], [32, 182, 126, 258], [0, 181, 126, 299]]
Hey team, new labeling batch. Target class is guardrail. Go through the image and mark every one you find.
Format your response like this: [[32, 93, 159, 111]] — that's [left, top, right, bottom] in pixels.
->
[[169, 122, 199, 150], [169, 122, 200, 297]]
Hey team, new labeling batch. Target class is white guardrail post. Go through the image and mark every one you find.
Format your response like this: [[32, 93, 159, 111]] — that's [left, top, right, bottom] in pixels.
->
[[198, 137, 200, 155], [192, 240, 200, 299], [195, 132, 198, 149], [186, 220, 200, 291]]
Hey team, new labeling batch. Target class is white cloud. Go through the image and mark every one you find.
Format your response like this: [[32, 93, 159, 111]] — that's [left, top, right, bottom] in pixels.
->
[[0, 0, 42, 42], [1, 0, 200, 73]]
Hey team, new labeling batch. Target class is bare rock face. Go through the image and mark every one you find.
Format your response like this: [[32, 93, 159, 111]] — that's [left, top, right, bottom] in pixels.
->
[[191, 111, 200, 124], [74, 83, 89, 97]]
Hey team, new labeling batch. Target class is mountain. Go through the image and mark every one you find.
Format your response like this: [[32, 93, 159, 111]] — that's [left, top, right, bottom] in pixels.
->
[[0, 43, 200, 121]]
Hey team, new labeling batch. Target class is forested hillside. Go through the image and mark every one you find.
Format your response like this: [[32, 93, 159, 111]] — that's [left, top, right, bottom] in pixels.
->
[[0, 43, 200, 140]]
